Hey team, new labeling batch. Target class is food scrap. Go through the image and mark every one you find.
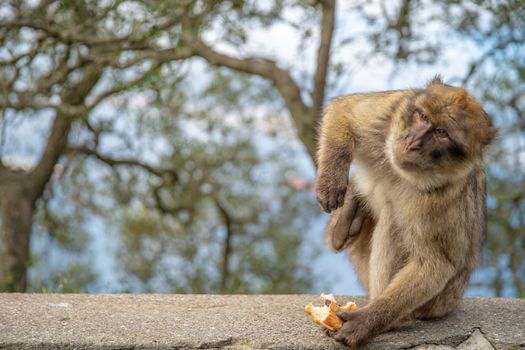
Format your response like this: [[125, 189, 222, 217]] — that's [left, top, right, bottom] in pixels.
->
[[304, 294, 357, 331]]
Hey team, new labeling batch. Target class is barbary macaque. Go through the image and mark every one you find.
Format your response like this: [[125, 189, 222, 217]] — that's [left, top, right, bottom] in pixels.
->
[[315, 77, 497, 348]]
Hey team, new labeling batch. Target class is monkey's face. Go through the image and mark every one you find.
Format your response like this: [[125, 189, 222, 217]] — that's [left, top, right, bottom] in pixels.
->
[[390, 85, 496, 189], [394, 107, 466, 172]]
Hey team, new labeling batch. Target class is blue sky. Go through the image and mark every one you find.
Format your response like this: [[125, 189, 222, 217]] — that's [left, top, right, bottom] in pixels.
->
[[4, 1, 506, 295]]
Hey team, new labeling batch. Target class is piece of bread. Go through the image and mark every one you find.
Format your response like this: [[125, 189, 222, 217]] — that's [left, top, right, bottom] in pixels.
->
[[304, 294, 357, 331]]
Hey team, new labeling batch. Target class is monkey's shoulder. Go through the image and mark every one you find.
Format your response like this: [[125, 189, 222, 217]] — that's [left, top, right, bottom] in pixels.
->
[[328, 89, 419, 130], [331, 88, 420, 107]]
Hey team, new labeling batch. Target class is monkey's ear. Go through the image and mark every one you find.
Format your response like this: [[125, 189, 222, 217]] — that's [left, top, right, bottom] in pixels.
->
[[483, 125, 498, 147], [427, 75, 444, 87], [481, 109, 498, 146]]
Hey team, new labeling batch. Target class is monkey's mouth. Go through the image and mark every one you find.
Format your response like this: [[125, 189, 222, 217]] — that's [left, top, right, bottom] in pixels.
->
[[394, 140, 432, 170], [403, 137, 423, 153], [397, 139, 419, 159]]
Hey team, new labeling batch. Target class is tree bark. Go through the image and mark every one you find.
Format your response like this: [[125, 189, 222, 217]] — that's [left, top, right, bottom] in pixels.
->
[[312, 0, 336, 117], [215, 199, 234, 293], [187, 39, 315, 159], [0, 179, 33, 291], [184, 0, 337, 163], [0, 66, 102, 292], [0, 0, 337, 291]]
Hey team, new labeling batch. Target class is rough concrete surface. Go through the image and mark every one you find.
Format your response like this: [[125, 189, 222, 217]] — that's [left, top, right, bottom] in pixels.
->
[[0, 294, 523, 349]]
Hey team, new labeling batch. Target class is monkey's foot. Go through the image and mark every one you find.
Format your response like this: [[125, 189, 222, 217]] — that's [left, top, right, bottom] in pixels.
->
[[330, 187, 367, 250], [330, 310, 373, 349]]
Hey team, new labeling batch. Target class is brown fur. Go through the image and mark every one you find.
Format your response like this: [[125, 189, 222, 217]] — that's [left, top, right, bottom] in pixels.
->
[[316, 78, 496, 348]]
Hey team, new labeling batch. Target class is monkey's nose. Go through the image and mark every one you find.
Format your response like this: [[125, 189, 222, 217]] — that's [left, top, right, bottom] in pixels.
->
[[405, 124, 432, 152], [405, 138, 422, 152], [407, 144, 421, 151]]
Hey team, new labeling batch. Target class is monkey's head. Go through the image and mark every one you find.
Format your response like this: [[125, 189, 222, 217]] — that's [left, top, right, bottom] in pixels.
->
[[389, 78, 497, 190]]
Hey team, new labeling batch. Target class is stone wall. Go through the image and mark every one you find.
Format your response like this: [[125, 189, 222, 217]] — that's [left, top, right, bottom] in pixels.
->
[[0, 294, 523, 349]]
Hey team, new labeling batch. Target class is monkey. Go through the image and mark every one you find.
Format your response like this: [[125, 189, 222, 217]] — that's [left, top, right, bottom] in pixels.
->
[[315, 77, 497, 348]]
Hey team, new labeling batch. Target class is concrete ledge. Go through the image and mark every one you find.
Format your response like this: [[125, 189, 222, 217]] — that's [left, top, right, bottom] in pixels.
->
[[0, 294, 524, 349]]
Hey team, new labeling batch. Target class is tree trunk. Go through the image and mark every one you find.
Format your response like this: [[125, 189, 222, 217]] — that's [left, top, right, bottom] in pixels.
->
[[0, 177, 33, 292], [0, 65, 103, 292]]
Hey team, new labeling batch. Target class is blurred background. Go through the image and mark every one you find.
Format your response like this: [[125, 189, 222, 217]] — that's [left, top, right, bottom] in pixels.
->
[[0, 0, 523, 296]]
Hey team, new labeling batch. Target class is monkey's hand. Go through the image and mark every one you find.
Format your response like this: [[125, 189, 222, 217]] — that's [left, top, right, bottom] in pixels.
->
[[315, 168, 348, 213], [330, 309, 375, 349], [329, 184, 367, 251]]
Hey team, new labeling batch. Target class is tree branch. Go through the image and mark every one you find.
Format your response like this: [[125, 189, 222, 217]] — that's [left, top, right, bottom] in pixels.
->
[[28, 64, 103, 199], [461, 37, 523, 85], [312, 0, 336, 117], [84, 45, 194, 69], [2, 95, 86, 115], [8, 40, 192, 199], [68, 146, 178, 180], [187, 36, 316, 160], [2, 19, 144, 47], [85, 63, 162, 110], [391, 0, 412, 60], [214, 197, 234, 293]]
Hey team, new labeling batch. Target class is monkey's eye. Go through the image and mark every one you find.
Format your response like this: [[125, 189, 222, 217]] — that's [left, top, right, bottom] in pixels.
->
[[417, 111, 429, 122], [434, 127, 447, 137]]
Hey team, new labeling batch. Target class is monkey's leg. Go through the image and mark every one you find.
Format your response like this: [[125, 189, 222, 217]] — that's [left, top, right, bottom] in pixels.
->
[[368, 209, 400, 299], [347, 213, 375, 293], [325, 181, 368, 251], [334, 257, 455, 348], [325, 181, 375, 292], [415, 270, 469, 319]]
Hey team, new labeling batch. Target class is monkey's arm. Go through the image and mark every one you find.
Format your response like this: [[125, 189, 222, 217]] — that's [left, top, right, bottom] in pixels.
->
[[334, 253, 456, 347], [315, 101, 355, 213], [315, 91, 407, 213]]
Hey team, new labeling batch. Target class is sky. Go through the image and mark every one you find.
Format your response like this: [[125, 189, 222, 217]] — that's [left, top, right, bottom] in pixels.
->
[[2, 0, 504, 296]]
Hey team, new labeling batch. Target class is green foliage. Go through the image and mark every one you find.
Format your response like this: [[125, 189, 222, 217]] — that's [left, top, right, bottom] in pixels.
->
[[30, 262, 97, 293], [24, 167, 98, 292], [110, 106, 321, 293], [30, 62, 323, 294], [2, 0, 524, 297]]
